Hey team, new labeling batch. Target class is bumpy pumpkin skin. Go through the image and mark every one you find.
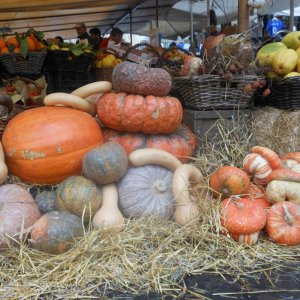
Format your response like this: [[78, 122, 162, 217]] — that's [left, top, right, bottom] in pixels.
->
[[2, 107, 103, 184], [82, 141, 128, 185], [56, 176, 102, 222], [97, 93, 182, 134], [102, 124, 197, 163], [209, 166, 251, 199], [112, 61, 172, 97], [0, 184, 41, 248], [30, 211, 84, 254]]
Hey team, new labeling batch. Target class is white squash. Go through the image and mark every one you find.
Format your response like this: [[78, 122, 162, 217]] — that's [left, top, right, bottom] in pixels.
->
[[117, 165, 175, 219]]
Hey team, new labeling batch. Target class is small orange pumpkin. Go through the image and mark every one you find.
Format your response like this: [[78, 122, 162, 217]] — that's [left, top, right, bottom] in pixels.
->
[[209, 166, 251, 199], [266, 201, 300, 246]]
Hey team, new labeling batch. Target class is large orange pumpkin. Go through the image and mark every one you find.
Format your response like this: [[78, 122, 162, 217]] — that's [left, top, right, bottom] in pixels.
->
[[102, 124, 197, 163], [97, 92, 183, 134], [2, 106, 103, 184]]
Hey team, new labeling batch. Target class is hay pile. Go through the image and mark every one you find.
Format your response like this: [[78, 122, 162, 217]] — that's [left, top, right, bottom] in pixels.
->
[[1, 112, 299, 299], [252, 106, 300, 155]]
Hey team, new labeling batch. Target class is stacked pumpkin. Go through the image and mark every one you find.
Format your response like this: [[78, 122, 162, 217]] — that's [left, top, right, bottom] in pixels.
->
[[99, 61, 197, 163], [209, 146, 300, 247]]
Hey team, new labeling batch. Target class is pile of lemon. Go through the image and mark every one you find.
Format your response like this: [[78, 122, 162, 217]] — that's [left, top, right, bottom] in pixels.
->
[[96, 54, 122, 68]]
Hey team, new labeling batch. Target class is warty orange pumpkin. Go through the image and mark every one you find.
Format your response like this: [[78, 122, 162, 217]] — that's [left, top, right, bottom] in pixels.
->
[[102, 124, 196, 163], [97, 92, 182, 134], [2, 106, 103, 184]]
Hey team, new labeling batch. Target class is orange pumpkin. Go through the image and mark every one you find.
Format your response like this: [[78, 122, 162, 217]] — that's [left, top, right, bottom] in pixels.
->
[[97, 92, 182, 134], [2, 106, 103, 184], [209, 166, 251, 199], [249, 184, 272, 211], [221, 196, 267, 235], [102, 124, 197, 163], [266, 201, 300, 246]]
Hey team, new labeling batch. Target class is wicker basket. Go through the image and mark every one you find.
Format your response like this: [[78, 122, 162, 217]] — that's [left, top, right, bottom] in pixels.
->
[[175, 74, 260, 110], [0, 104, 28, 139], [263, 77, 300, 110], [47, 50, 93, 72], [124, 43, 162, 67], [95, 48, 122, 82], [0, 52, 47, 75]]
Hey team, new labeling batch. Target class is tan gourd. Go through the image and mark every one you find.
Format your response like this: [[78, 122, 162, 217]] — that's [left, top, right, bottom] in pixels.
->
[[44, 92, 95, 116], [172, 164, 203, 225], [0, 142, 8, 184], [92, 184, 124, 231], [129, 148, 182, 172], [71, 81, 112, 99]]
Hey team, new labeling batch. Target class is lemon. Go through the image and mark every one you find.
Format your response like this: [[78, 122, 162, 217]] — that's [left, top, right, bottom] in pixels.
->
[[49, 44, 60, 50], [102, 56, 114, 67]]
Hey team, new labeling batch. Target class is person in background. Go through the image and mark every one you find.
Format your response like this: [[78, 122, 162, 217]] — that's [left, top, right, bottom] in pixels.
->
[[99, 27, 127, 56], [169, 41, 177, 48], [74, 22, 92, 45], [54, 36, 64, 46], [89, 27, 102, 50], [266, 14, 285, 38]]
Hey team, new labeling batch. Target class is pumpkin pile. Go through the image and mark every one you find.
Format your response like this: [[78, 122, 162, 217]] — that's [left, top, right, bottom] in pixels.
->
[[209, 146, 300, 247], [100, 61, 197, 162]]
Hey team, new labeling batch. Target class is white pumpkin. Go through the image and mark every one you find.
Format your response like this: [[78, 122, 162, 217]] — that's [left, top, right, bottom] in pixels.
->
[[117, 165, 175, 219]]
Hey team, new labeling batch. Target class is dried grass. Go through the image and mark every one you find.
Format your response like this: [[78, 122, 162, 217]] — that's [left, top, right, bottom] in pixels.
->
[[252, 106, 300, 155], [1, 111, 300, 299]]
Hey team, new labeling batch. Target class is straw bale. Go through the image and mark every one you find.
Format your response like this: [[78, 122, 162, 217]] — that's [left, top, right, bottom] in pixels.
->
[[252, 106, 300, 155]]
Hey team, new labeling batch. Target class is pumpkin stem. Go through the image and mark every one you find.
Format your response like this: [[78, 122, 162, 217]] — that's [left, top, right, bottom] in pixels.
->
[[152, 180, 167, 193], [283, 203, 294, 226]]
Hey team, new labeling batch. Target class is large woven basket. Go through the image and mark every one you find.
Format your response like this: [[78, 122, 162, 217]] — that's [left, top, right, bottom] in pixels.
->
[[175, 74, 260, 110], [0, 52, 47, 75], [47, 50, 93, 72], [262, 77, 300, 110]]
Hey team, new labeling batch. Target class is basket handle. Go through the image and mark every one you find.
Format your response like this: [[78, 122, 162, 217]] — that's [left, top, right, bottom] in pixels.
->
[[98, 47, 122, 59], [124, 43, 163, 67]]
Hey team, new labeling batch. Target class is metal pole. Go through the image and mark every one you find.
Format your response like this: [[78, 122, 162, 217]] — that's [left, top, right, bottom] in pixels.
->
[[289, 0, 295, 31], [207, 0, 210, 31], [156, 0, 159, 28], [190, 0, 194, 43], [238, 0, 249, 33], [129, 10, 132, 46]]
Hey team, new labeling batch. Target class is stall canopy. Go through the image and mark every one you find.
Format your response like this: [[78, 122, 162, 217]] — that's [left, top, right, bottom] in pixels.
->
[[0, 0, 296, 40]]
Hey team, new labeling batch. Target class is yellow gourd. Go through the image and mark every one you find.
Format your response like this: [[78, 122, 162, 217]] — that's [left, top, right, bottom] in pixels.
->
[[92, 184, 124, 232], [172, 164, 202, 225]]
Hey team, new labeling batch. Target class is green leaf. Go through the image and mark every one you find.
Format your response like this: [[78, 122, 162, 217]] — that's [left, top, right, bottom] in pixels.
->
[[20, 38, 29, 58], [71, 47, 83, 56], [7, 44, 15, 53]]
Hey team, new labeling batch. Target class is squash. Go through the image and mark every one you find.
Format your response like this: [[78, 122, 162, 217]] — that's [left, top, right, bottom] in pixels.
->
[[265, 201, 300, 246], [71, 81, 112, 99], [281, 152, 300, 173], [97, 93, 182, 134], [112, 61, 172, 97], [249, 184, 272, 211], [117, 165, 175, 220], [172, 164, 202, 225], [229, 231, 260, 246], [56, 176, 102, 222], [30, 211, 84, 254], [129, 148, 182, 172], [0, 184, 41, 248], [0, 141, 8, 184], [221, 196, 267, 245], [35, 189, 57, 214], [209, 166, 251, 199], [92, 183, 124, 231], [83, 141, 128, 185], [102, 124, 197, 163], [2, 106, 103, 184], [243, 146, 282, 186]]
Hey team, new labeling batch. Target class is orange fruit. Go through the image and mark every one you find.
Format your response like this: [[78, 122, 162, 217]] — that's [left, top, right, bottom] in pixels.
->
[[35, 41, 45, 50], [26, 36, 36, 52], [6, 36, 19, 48], [13, 47, 20, 53], [0, 38, 6, 50], [0, 47, 9, 54]]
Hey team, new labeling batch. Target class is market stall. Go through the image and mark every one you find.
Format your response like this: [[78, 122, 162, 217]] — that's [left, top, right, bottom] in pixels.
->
[[0, 1, 299, 299]]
